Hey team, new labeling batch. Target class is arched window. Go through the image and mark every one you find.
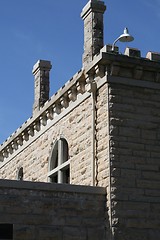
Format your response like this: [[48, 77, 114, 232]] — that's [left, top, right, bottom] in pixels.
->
[[48, 138, 70, 184]]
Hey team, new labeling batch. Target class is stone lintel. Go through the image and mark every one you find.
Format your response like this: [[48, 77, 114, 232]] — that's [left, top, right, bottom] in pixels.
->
[[81, 0, 106, 20]]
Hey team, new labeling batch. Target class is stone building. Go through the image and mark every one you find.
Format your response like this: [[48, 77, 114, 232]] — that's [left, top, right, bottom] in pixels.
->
[[0, 0, 160, 239]]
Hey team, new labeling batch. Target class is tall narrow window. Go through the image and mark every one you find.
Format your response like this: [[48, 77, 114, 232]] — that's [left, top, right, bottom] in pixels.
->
[[0, 224, 13, 239], [17, 167, 23, 180], [48, 138, 70, 184]]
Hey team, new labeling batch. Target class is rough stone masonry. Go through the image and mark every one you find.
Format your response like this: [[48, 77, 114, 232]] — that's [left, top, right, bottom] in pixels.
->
[[0, 0, 160, 239]]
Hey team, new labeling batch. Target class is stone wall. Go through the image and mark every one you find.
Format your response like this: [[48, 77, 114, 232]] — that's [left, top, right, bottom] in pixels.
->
[[0, 179, 107, 240], [96, 83, 109, 188], [1, 0, 160, 237], [0, 73, 109, 189], [1, 43, 160, 240], [0, 95, 93, 185], [109, 81, 160, 239]]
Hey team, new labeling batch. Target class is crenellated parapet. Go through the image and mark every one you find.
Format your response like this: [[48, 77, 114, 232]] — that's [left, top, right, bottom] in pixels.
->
[[0, 69, 86, 164], [86, 45, 160, 85], [1, 46, 160, 164]]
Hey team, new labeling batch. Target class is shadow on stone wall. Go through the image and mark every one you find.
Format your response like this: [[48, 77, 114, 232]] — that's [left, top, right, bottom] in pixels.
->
[[0, 179, 109, 240]]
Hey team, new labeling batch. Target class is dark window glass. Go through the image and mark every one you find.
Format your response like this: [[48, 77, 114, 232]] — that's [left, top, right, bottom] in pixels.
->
[[17, 167, 23, 180], [50, 142, 58, 170], [63, 167, 70, 183], [0, 224, 13, 239], [50, 174, 58, 183]]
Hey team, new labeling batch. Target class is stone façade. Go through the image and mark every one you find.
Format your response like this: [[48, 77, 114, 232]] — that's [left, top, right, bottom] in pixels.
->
[[0, 0, 160, 239]]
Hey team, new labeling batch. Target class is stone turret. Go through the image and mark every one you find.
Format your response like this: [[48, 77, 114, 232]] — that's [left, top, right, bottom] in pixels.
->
[[32, 60, 52, 115], [81, 0, 106, 68]]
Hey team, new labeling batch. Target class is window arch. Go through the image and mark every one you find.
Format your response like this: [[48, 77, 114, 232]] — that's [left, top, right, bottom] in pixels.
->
[[48, 138, 70, 184]]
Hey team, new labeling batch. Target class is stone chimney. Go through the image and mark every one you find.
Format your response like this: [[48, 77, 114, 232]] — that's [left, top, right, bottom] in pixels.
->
[[32, 60, 52, 115], [81, 0, 106, 68]]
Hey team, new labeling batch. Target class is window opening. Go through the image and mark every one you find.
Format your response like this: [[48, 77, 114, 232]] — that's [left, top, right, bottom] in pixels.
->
[[17, 167, 23, 180], [0, 224, 13, 239], [48, 138, 70, 184]]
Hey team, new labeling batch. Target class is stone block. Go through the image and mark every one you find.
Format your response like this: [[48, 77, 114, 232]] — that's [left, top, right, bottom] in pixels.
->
[[124, 47, 141, 57], [101, 44, 119, 53], [146, 51, 160, 61]]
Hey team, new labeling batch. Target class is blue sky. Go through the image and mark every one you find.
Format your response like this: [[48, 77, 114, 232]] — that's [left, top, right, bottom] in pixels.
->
[[0, 0, 160, 144]]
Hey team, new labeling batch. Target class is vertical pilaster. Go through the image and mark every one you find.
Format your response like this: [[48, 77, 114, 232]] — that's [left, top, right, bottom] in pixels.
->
[[81, 0, 106, 68], [32, 60, 52, 115]]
